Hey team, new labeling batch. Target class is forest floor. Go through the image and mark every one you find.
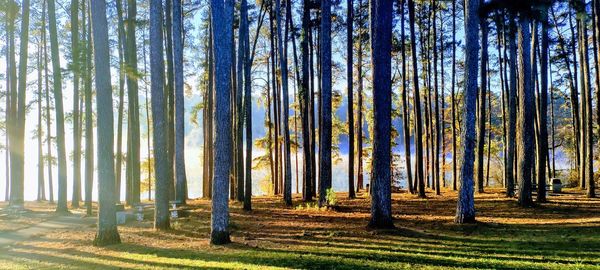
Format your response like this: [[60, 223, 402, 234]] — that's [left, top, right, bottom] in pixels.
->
[[1, 188, 600, 269]]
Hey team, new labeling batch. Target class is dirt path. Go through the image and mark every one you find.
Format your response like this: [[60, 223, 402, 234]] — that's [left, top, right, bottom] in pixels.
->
[[0, 213, 96, 248]]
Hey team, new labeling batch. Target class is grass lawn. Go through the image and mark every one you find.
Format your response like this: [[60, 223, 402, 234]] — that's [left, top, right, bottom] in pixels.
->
[[1, 188, 600, 269]]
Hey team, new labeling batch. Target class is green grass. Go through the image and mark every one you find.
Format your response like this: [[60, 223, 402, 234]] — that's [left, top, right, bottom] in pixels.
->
[[1, 189, 599, 269]]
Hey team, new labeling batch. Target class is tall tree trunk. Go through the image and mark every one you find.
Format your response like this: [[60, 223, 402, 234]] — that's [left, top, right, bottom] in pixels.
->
[[568, 9, 582, 188], [476, 15, 488, 194], [266, 62, 275, 195], [115, 0, 131, 203], [408, 0, 425, 198], [309, 26, 317, 196], [577, 1, 595, 198], [165, 0, 176, 201], [439, 1, 446, 189], [276, 0, 292, 206], [83, 0, 94, 215], [455, 0, 479, 224], [210, 0, 234, 245], [242, 0, 253, 211], [202, 18, 214, 199], [537, 5, 550, 202], [9, 0, 30, 208], [150, 0, 171, 230], [42, 0, 54, 203], [37, 34, 46, 202], [300, 0, 313, 201], [115, 0, 126, 204], [91, 0, 121, 246], [356, 0, 364, 192], [49, 0, 69, 213], [234, 0, 245, 203], [127, 0, 141, 205], [368, 0, 393, 229], [142, 25, 152, 201], [595, 0, 600, 185], [4, 3, 14, 202], [517, 14, 534, 207], [269, 9, 280, 195], [71, 0, 81, 209], [173, 0, 187, 203], [506, 15, 517, 197], [451, 0, 457, 191], [399, 0, 413, 194], [318, 0, 333, 207], [497, 15, 508, 189], [432, 0, 441, 195], [347, 0, 355, 199]]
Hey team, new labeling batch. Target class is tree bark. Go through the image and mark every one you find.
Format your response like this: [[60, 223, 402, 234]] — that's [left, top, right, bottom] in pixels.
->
[[347, 0, 355, 199], [318, 0, 332, 207], [301, 0, 313, 201], [9, 0, 30, 208], [242, 0, 252, 211], [368, 0, 394, 229], [115, 0, 126, 204], [276, 0, 292, 206], [150, 0, 171, 230], [399, 0, 413, 194], [91, 0, 121, 246], [455, 0, 479, 223], [210, 0, 234, 245], [451, 0, 457, 191], [408, 0, 425, 198], [83, 0, 94, 215], [173, 0, 187, 203], [37, 27, 46, 202], [506, 15, 517, 197], [127, 0, 141, 205], [517, 14, 534, 207], [537, 5, 549, 202], [48, 0, 69, 213], [476, 14, 488, 194]]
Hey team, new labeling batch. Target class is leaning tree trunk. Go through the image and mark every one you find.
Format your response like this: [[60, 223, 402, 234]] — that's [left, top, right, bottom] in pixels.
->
[[368, 0, 394, 229], [150, 0, 171, 230], [455, 0, 479, 224], [91, 0, 122, 246], [210, 0, 234, 245]]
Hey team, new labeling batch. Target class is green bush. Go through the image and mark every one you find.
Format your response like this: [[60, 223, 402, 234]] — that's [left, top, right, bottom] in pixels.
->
[[326, 188, 337, 206]]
